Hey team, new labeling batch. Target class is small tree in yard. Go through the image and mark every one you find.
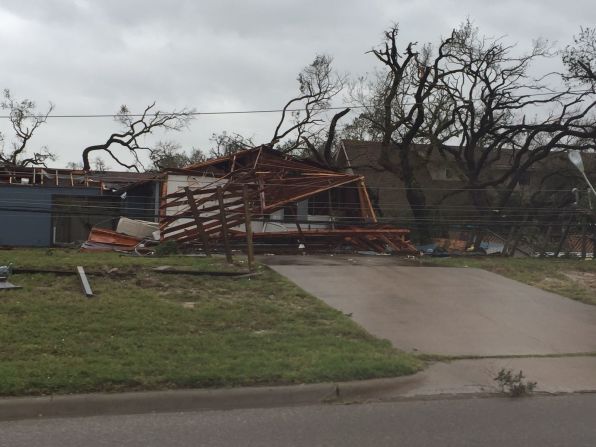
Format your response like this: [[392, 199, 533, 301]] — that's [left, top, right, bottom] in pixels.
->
[[81, 102, 195, 171], [0, 89, 55, 167]]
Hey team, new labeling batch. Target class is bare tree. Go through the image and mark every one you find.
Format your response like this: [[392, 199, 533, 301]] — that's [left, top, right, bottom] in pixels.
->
[[187, 147, 206, 165], [149, 141, 208, 170], [350, 24, 462, 241], [81, 102, 195, 171], [350, 22, 596, 244], [430, 23, 596, 216], [0, 89, 54, 167], [563, 27, 596, 87], [93, 156, 107, 172], [207, 131, 254, 158], [196, 56, 349, 167], [271, 55, 347, 153], [65, 161, 83, 170], [149, 141, 188, 170], [298, 107, 351, 167], [341, 112, 384, 143]]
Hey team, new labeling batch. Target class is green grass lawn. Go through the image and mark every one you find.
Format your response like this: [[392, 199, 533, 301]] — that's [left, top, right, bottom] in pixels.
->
[[419, 256, 596, 305], [2, 247, 244, 271], [0, 249, 420, 396]]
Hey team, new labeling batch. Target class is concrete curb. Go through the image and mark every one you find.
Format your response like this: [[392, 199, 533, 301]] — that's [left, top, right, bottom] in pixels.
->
[[0, 376, 427, 422]]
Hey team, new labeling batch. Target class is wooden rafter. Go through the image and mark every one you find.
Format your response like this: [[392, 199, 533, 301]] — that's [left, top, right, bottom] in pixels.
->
[[159, 145, 414, 254]]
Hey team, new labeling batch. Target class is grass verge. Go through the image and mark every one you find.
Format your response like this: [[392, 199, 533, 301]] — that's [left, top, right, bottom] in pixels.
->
[[0, 249, 421, 396], [418, 256, 596, 305]]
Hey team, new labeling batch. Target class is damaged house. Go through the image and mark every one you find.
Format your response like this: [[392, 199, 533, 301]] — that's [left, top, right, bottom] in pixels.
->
[[0, 166, 160, 247], [160, 146, 416, 253], [1, 147, 416, 254]]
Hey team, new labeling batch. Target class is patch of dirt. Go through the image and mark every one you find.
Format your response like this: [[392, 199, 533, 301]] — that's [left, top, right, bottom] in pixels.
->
[[563, 271, 596, 291], [134, 276, 166, 288], [537, 276, 567, 287]]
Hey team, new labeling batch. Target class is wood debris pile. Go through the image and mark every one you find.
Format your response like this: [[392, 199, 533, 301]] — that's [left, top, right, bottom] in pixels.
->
[[160, 146, 417, 255]]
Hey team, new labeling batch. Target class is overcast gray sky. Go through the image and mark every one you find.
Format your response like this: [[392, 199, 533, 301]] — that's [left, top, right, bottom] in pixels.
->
[[0, 0, 593, 169]]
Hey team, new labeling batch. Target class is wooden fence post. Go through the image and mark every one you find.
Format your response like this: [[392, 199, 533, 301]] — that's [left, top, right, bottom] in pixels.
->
[[217, 186, 233, 264], [581, 217, 587, 259], [243, 185, 255, 271]]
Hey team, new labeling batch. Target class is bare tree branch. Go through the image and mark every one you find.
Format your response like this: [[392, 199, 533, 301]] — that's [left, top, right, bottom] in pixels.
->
[[81, 102, 195, 171], [271, 55, 345, 150], [0, 89, 55, 167]]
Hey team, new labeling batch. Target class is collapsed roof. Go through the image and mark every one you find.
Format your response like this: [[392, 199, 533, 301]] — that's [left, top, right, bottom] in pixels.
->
[[160, 145, 417, 254], [0, 165, 161, 191]]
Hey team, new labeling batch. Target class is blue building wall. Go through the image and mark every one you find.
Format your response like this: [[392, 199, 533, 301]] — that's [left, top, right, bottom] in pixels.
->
[[0, 185, 103, 247]]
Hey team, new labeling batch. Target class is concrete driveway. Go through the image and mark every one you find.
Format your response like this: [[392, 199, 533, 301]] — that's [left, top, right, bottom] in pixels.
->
[[263, 256, 596, 357]]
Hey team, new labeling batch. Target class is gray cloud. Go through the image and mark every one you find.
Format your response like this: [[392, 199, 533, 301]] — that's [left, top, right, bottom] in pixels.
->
[[0, 0, 592, 168]]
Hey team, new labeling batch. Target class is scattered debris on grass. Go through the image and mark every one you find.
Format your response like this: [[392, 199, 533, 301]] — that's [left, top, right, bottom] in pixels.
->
[[0, 263, 20, 290], [76, 266, 94, 298]]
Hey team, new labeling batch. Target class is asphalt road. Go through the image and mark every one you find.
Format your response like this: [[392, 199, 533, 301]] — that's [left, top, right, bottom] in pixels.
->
[[264, 256, 596, 356], [2, 394, 596, 446]]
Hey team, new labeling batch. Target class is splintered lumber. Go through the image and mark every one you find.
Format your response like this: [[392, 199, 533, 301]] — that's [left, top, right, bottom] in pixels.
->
[[230, 228, 411, 238], [357, 178, 377, 223], [226, 226, 418, 254], [77, 266, 94, 298], [184, 187, 211, 256], [217, 186, 233, 263], [0, 281, 21, 290], [243, 185, 255, 271], [160, 146, 417, 255]]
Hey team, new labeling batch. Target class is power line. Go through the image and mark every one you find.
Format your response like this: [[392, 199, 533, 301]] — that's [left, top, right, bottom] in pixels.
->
[[3, 177, 593, 193], [3, 88, 591, 120], [0, 207, 588, 226], [0, 106, 365, 120]]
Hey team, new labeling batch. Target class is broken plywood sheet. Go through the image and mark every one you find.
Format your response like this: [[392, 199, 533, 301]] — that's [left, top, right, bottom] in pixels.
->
[[0, 281, 20, 290], [116, 217, 160, 240], [77, 266, 93, 297]]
